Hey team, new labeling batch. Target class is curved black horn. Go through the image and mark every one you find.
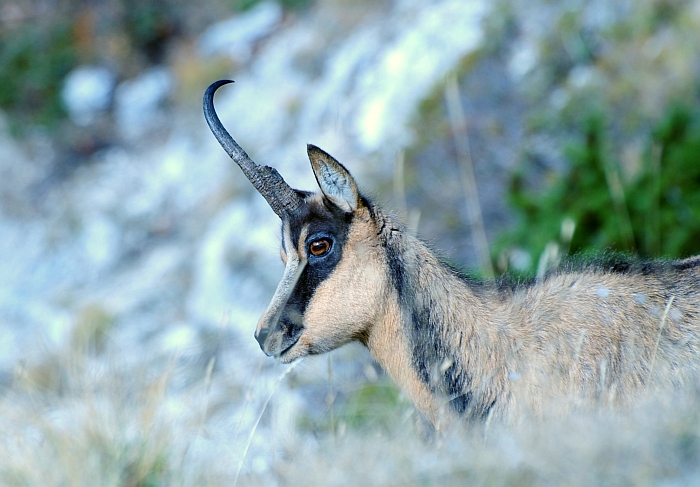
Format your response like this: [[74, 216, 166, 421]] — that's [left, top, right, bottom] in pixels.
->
[[203, 80, 304, 219]]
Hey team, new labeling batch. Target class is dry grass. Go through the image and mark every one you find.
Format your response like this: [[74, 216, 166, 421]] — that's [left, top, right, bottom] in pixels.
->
[[243, 382, 700, 486], [2, 337, 700, 486]]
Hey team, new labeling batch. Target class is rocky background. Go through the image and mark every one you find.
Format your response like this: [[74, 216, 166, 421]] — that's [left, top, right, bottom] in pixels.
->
[[1, 0, 700, 484]]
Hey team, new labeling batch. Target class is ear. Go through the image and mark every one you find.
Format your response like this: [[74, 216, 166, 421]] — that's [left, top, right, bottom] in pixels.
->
[[307, 144, 360, 213]]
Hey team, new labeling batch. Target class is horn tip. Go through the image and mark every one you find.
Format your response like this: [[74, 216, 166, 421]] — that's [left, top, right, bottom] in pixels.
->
[[205, 79, 235, 98]]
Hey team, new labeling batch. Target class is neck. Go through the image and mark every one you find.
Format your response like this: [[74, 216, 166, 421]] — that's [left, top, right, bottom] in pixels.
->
[[366, 212, 514, 423]]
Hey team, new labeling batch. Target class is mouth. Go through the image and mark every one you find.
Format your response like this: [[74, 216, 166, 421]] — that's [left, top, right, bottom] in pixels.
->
[[270, 320, 304, 361], [277, 335, 301, 361]]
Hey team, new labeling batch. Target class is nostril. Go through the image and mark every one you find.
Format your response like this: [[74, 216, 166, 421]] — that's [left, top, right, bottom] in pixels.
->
[[255, 327, 270, 351]]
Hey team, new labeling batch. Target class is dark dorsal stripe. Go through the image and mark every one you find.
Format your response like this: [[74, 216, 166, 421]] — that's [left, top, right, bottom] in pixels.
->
[[376, 209, 494, 420]]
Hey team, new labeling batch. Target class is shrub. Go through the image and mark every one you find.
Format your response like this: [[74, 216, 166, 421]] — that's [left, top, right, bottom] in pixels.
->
[[500, 105, 700, 275]]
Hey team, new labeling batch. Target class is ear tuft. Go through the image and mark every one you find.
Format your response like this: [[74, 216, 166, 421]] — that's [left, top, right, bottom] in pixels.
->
[[307, 144, 360, 212]]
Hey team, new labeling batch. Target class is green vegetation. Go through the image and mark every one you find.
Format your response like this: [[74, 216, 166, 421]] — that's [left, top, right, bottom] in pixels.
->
[[335, 381, 406, 431], [498, 105, 700, 275], [0, 20, 77, 130], [231, 0, 312, 12], [0, 0, 312, 133], [297, 375, 410, 435]]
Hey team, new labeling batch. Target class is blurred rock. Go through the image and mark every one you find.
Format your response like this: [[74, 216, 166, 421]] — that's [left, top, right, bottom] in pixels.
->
[[61, 65, 116, 127], [210, 0, 488, 187], [187, 199, 281, 357], [114, 67, 174, 139], [352, 0, 487, 153], [197, 1, 283, 63], [508, 41, 539, 81]]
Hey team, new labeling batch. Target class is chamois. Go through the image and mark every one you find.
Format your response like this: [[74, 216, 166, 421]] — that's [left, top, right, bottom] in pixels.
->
[[204, 80, 700, 424]]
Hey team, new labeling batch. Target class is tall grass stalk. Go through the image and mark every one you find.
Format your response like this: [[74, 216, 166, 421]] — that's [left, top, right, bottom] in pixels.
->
[[648, 295, 675, 382], [233, 360, 302, 486], [602, 160, 635, 250], [444, 75, 494, 279]]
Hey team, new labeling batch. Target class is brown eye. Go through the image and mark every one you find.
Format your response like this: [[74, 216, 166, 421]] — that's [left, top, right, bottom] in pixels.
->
[[309, 238, 331, 257]]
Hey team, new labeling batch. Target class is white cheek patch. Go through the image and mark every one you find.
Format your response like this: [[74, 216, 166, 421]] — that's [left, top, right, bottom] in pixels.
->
[[258, 222, 308, 332], [262, 255, 305, 324]]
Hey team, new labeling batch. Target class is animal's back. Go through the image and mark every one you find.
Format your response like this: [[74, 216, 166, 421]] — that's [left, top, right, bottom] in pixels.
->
[[501, 256, 700, 413]]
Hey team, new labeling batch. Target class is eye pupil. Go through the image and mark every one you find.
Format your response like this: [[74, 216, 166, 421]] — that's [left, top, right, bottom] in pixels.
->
[[309, 238, 331, 256]]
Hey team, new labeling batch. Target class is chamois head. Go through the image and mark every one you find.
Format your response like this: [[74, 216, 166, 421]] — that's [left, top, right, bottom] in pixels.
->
[[204, 80, 389, 363]]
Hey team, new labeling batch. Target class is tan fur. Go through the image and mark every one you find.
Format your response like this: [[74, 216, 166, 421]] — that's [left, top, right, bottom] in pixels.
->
[[303, 210, 380, 343], [249, 147, 700, 425], [202, 82, 700, 423], [370, 218, 700, 421], [281, 200, 700, 423], [366, 296, 446, 425]]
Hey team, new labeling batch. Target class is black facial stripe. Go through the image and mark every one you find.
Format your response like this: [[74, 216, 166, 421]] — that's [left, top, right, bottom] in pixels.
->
[[283, 200, 353, 316]]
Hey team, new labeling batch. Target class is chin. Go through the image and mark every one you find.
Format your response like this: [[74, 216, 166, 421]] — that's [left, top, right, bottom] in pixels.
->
[[277, 344, 309, 364]]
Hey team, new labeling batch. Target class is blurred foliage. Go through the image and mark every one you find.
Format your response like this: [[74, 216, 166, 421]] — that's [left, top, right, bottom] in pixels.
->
[[120, 0, 182, 65], [499, 105, 700, 275], [298, 379, 408, 434], [631, 106, 700, 257], [232, 0, 312, 11], [0, 19, 77, 130], [338, 382, 404, 430], [0, 0, 311, 132], [72, 304, 115, 355]]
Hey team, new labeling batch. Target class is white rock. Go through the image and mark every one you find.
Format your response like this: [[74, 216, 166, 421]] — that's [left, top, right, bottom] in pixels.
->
[[508, 41, 539, 81], [187, 199, 281, 347], [353, 0, 487, 153], [568, 65, 600, 90], [160, 323, 199, 354], [61, 65, 115, 126], [79, 214, 121, 272], [198, 1, 283, 62], [114, 67, 174, 139]]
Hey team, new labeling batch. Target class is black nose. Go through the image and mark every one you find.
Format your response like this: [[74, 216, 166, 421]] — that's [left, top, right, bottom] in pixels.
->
[[255, 327, 270, 352]]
